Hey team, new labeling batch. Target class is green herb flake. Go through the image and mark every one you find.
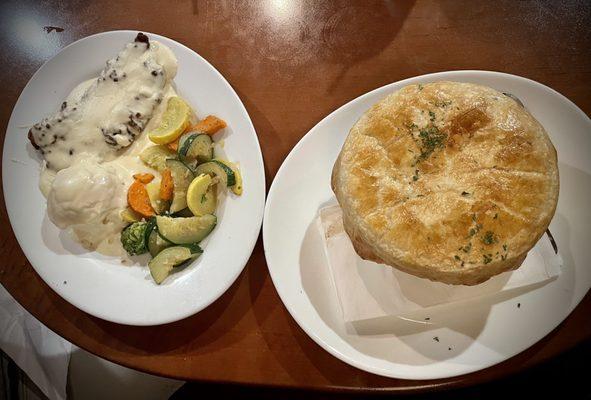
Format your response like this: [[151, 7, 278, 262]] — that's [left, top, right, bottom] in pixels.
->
[[429, 110, 436, 121], [417, 126, 447, 162], [481, 231, 497, 245], [461, 191, 470, 197], [412, 169, 420, 181], [502, 244, 508, 251], [454, 255, 461, 261], [501, 254, 507, 261], [471, 214, 477, 222], [468, 228, 476, 237], [461, 242, 472, 253], [483, 254, 493, 264], [435, 100, 452, 107], [493, 213, 498, 219], [418, 84, 424, 91], [201, 193, 207, 203]]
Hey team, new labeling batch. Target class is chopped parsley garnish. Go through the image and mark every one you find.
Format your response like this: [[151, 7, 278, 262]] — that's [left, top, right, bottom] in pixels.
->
[[454, 255, 461, 261], [481, 231, 497, 245], [429, 110, 436, 121], [200, 194, 207, 203], [417, 126, 447, 162], [502, 244, 508, 251], [483, 254, 493, 264], [418, 84, 424, 91], [434, 100, 452, 107], [493, 213, 498, 219], [461, 191, 470, 197], [412, 169, 420, 181], [468, 228, 476, 237], [471, 213, 477, 222]]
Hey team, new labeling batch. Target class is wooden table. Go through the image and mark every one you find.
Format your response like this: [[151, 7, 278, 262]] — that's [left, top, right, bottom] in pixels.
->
[[1, 0, 590, 393]]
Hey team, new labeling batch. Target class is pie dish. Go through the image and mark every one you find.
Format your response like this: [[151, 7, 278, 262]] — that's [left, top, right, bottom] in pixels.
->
[[331, 81, 559, 285]]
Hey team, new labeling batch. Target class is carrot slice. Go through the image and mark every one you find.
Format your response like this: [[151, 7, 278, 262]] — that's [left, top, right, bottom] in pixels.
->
[[132, 173, 155, 184], [160, 168, 174, 201], [127, 180, 155, 217], [192, 115, 227, 135], [167, 136, 180, 151]]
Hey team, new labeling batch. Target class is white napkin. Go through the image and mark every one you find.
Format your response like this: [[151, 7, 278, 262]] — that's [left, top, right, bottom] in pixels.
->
[[0, 284, 71, 400], [318, 204, 562, 322]]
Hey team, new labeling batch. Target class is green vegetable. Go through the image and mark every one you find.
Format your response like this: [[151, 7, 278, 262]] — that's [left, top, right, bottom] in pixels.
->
[[156, 214, 217, 244], [178, 133, 213, 167], [121, 221, 149, 256], [166, 159, 194, 213], [139, 145, 177, 172], [149, 246, 198, 284], [195, 160, 236, 187], [148, 229, 172, 257]]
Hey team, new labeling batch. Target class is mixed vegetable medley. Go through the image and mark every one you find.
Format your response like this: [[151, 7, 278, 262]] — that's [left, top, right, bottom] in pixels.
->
[[120, 96, 242, 284]]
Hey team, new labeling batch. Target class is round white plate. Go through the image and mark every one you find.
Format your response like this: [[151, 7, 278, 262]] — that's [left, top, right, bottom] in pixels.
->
[[3, 31, 265, 326], [263, 71, 591, 379]]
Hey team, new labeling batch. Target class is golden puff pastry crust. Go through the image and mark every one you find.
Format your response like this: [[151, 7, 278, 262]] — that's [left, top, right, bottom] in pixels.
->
[[331, 81, 559, 285]]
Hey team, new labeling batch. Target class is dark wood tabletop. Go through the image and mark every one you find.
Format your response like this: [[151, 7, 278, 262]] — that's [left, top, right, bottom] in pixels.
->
[[1, 0, 590, 393]]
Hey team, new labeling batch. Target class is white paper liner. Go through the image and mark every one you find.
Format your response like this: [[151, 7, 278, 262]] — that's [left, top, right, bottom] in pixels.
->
[[318, 204, 562, 322]]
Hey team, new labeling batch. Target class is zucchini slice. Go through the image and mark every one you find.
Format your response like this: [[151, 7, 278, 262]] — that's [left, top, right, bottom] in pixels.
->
[[156, 214, 217, 244], [198, 185, 217, 215], [148, 246, 197, 284], [178, 133, 213, 166], [120, 207, 142, 223], [216, 159, 242, 195], [173, 207, 194, 217], [139, 145, 176, 172], [166, 159, 194, 213], [148, 229, 172, 257], [186, 174, 217, 216], [180, 242, 203, 254], [194, 160, 236, 187], [144, 217, 157, 245]]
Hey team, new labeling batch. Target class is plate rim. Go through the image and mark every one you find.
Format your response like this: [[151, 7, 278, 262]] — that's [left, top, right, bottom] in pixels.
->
[[2, 29, 266, 326], [263, 69, 591, 379]]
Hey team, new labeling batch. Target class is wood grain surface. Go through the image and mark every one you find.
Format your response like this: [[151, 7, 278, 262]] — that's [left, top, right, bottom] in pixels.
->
[[0, 0, 590, 392]]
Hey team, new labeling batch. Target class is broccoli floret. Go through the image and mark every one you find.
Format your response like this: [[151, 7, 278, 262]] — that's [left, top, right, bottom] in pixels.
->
[[121, 221, 149, 256]]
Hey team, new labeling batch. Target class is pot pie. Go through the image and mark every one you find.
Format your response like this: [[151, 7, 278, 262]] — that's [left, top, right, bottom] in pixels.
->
[[331, 81, 559, 285]]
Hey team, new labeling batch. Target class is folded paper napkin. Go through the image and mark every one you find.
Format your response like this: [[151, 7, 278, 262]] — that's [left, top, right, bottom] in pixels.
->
[[0, 284, 71, 400], [318, 204, 562, 322]]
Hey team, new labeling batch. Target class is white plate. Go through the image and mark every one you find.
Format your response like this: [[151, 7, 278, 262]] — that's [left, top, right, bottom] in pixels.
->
[[263, 71, 591, 379], [3, 31, 265, 326]]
